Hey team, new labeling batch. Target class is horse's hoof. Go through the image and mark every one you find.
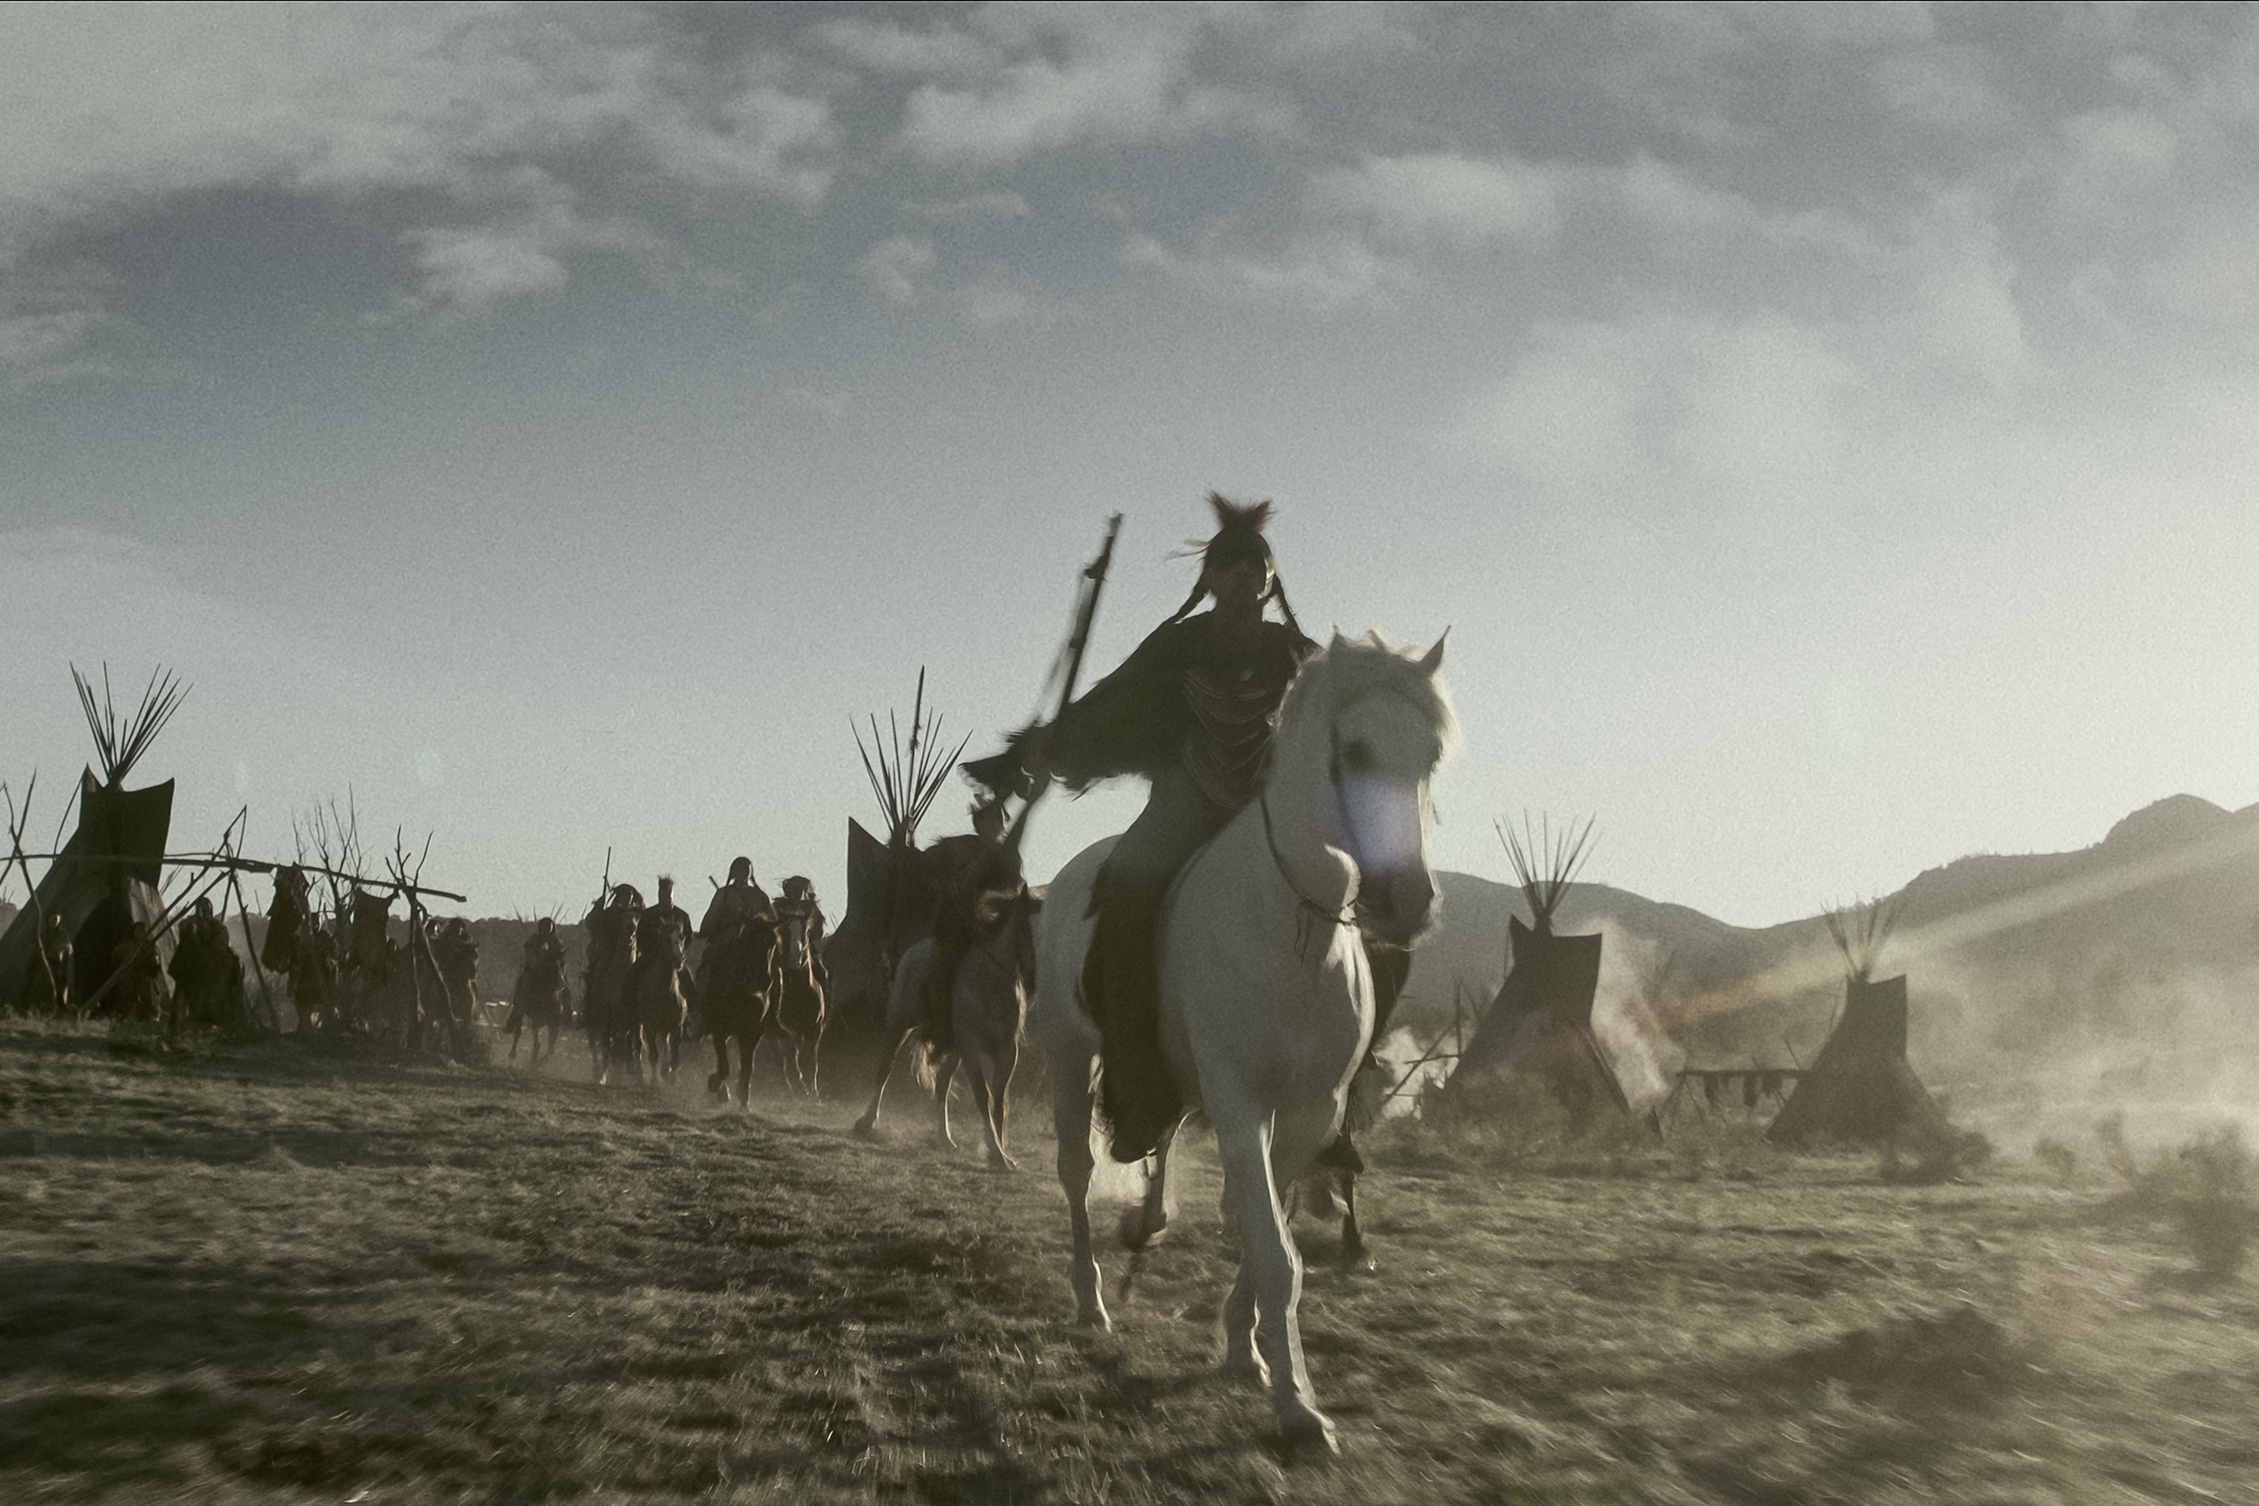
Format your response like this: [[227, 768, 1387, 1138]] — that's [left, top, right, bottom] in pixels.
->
[[1117, 1208, 1168, 1252], [851, 1118, 878, 1140], [1278, 1410, 1340, 1457], [1077, 1307, 1112, 1331], [1221, 1354, 1268, 1388], [988, 1153, 1020, 1173], [1340, 1241, 1375, 1273]]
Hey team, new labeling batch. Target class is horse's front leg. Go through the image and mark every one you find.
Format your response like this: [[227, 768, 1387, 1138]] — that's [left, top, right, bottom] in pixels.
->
[[985, 1038, 1020, 1171], [1051, 1050, 1108, 1328], [1321, 1130, 1373, 1269], [968, 1048, 1018, 1172], [789, 1031, 814, 1097], [932, 1055, 960, 1149], [1214, 1114, 1336, 1454], [708, 1028, 731, 1099], [1118, 1119, 1179, 1250], [851, 1025, 914, 1137]]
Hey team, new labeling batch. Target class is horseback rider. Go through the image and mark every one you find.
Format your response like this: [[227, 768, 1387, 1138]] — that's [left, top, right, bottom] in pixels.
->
[[697, 858, 776, 1009], [920, 797, 1021, 1054], [525, 914, 567, 974], [640, 876, 696, 960], [581, 881, 642, 1024], [699, 857, 775, 948], [506, 915, 568, 1039], [967, 492, 1316, 1159]]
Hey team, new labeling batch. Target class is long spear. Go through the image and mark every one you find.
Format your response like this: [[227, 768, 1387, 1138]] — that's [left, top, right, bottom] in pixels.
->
[[1005, 513, 1123, 858]]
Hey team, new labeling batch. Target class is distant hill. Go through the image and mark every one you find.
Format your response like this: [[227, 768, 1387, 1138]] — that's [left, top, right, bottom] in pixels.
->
[[1400, 796, 2259, 1099]]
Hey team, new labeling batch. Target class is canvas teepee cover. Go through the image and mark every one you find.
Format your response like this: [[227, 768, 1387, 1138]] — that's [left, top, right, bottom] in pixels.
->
[[824, 672, 968, 1056], [1766, 972, 1946, 1146], [1768, 899, 1946, 1147], [0, 670, 184, 1011], [1445, 816, 1630, 1119]]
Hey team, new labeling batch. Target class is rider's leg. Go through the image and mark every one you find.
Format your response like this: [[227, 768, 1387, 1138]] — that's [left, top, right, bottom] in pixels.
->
[[1087, 772, 1224, 1163]]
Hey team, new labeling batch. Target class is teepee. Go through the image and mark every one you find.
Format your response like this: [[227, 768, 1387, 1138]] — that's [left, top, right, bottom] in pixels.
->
[[1767, 896, 1946, 1147], [826, 670, 972, 1052], [0, 667, 185, 1012], [1445, 814, 1629, 1120]]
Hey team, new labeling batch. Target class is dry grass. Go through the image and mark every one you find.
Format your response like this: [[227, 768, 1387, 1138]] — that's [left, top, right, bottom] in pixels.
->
[[3, 1016, 2257, 1503]]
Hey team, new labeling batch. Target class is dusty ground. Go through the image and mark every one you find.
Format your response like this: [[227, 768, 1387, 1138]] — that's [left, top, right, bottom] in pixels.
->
[[1, 1016, 2254, 1504]]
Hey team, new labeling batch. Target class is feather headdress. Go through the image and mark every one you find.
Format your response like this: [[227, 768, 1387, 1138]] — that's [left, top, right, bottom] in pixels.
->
[[1161, 490, 1307, 637]]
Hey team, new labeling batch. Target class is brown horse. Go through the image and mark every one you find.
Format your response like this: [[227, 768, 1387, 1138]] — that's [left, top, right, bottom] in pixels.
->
[[771, 890, 828, 1095], [508, 951, 571, 1073], [630, 922, 690, 1084], [582, 887, 642, 1084], [700, 908, 777, 1105], [854, 885, 1041, 1169], [338, 891, 420, 1047]]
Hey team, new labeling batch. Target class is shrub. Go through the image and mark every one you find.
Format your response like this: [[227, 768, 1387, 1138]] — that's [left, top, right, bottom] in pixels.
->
[[1879, 1123, 1993, 1186], [2172, 1126, 2255, 1279], [1389, 1069, 1670, 1177], [2095, 1114, 2257, 1280], [2033, 1137, 2078, 1185]]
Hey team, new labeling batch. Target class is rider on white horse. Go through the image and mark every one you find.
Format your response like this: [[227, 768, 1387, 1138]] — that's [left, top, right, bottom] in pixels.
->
[[967, 492, 1317, 1161]]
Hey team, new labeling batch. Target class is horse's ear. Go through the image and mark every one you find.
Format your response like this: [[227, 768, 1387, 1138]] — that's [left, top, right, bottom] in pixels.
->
[[1329, 628, 1350, 653], [1418, 628, 1449, 677]]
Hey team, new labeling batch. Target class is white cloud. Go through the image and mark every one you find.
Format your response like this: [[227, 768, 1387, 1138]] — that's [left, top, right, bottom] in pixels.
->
[[1617, 154, 1751, 235], [1444, 310, 1862, 516], [0, 9, 837, 226], [911, 191, 1034, 222], [1119, 230, 1401, 309], [1736, 2, 1936, 50], [0, 306, 102, 373], [810, 15, 996, 80], [1313, 153, 1561, 246], [859, 234, 935, 305], [952, 272, 1061, 328], [1449, 322, 1649, 498], [2056, 106, 2182, 224], [887, 8, 1269, 165], [1871, 45, 2012, 131], [0, 6, 837, 361], [1902, 189, 2039, 393], [401, 228, 569, 311], [2141, 210, 2259, 322]]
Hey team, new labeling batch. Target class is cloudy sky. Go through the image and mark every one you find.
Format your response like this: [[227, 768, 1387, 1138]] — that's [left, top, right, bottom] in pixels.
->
[[4, 2, 2256, 929]]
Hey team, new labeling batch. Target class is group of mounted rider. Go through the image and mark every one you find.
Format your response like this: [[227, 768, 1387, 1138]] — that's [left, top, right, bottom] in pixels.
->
[[260, 868, 484, 1055], [17, 894, 254, 1037], [570, 860, 831, 1100]]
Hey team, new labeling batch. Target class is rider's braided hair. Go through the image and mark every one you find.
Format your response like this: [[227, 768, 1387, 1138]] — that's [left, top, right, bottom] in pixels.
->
[[1162, 491, 1307, 639]]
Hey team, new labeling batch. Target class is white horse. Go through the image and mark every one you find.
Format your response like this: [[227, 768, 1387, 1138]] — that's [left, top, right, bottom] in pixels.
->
[[1031, 631, 1453, 1453]]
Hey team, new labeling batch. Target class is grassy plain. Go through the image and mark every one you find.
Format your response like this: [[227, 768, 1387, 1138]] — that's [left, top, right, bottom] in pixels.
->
[[2, 1017, 2255, 1505]]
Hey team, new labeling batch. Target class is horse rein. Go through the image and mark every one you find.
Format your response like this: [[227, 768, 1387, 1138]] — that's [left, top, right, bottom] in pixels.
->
[[1258, 788, 1357, 933]]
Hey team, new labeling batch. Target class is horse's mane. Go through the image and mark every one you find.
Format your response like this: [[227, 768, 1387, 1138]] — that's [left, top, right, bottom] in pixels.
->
[[1275, 632, 1458, 751]]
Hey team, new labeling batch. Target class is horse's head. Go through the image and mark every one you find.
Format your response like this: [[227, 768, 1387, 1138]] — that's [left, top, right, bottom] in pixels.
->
[[974, 883, 1044, 992], [1276, 631, 1455, 946], [779, 900, 817, 971]]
